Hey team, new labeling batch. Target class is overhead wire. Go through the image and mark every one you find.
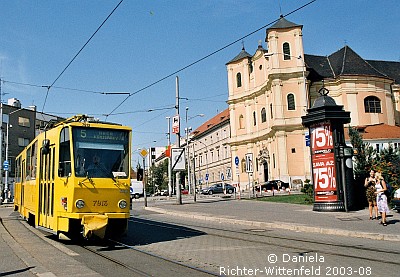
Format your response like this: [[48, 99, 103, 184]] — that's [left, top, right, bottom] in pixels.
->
[[41, 0, 124, 113], [104, 0, 317, 118]]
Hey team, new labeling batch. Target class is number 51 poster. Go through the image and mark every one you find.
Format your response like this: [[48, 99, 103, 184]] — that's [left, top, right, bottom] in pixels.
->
[[310, 121, 338, 202]]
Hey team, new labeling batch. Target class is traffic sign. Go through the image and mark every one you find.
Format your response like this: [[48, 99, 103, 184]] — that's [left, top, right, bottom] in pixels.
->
[[172, 115, 180, 134], [305, 132, 310, 147], [205, 173, 209, 181], [139, 148, 148, 158], [3, 161, 9, 171], [245, 153, 253, 173], [234, 156, 239, 166], [171, 148, 186, 171], [226, 167, 232, 180]]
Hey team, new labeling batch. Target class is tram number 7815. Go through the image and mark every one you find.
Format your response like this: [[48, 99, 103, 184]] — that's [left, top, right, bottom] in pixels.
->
[[93, 200, 108, 207]]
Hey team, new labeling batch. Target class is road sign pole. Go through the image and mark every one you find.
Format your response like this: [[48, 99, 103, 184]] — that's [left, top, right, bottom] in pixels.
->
[[175, 76, 182, 205], [139, 149, 149, 207]]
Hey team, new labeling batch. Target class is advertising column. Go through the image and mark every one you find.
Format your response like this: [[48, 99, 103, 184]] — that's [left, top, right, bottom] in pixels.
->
[[310, 121, 338, 203]]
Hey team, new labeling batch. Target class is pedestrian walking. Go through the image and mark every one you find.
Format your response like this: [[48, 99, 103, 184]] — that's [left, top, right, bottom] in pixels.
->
[[364, 169, 378, 220], [375, 172, 390, 226]]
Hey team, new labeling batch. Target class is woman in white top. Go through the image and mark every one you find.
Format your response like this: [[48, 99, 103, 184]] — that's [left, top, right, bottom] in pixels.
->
[[374, 172, 390, 226]]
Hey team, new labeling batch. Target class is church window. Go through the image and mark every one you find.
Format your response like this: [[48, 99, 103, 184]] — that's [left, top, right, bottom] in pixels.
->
[[364, 96, 381, 113], [253, 111, 257, 126], [287, 93, 295, 110], [239, 114, 244, 129], [261, 108, 266, 123], [241, 158, 246, 173], [283, 42, 291, 60], [236, 72, 242, 87], [270, 104, 273, 119]]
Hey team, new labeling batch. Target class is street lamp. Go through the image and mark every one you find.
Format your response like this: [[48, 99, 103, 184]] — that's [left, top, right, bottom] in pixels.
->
[[185, 108, 204, 199], [264, 52, 309, 109]]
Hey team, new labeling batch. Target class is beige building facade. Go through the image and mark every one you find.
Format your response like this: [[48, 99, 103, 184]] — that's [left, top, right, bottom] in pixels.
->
[[226, 16, 400, 190], [191, 109, 231, 189]]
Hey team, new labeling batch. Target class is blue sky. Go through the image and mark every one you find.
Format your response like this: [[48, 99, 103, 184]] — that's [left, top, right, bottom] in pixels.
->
[[1, 0, 399, 164]]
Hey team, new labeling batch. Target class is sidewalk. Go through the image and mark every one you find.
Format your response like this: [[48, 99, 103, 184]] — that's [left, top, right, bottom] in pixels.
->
[[142, 195, 400, 242], [0, 204, 101, 277]]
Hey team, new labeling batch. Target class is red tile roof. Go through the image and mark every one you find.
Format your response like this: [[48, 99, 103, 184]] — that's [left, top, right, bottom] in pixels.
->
[[345, 124, 400, 141], [192, 108, 230, 138]]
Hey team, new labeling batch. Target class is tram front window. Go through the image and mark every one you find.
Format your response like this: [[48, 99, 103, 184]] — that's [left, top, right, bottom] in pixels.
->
[[73, 127, 130, 178]]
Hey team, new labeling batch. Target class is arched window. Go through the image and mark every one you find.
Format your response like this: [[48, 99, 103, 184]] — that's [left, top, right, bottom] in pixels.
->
[[283, 42, 291, 60], [261, 108, 266, 123], [236, 72, 242, 87], [364, 96, 381, 113], [241, 158, 246, 173], [253, 111, 257, 126], [287, 93, 295, 110], [239, 114, 244, 129]]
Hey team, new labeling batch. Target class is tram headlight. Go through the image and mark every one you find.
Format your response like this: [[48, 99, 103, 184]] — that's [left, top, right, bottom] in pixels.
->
[[75, 199, 85, 209], [118, 199, 127, 209]]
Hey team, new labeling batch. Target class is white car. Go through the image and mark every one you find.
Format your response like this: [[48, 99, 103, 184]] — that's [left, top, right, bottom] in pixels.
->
[[392, 188, 400, 212]]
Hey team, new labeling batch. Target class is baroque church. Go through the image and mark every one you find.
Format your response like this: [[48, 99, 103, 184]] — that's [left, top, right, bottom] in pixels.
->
[[226, 16, 400, 188]]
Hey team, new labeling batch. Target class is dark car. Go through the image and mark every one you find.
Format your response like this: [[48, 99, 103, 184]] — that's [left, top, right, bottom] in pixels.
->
[[258, 180, 289, 191], [201, 183, 235, 195]]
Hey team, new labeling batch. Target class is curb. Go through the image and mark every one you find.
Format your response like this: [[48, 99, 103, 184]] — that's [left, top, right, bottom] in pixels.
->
[[145, 206, 400, 242]]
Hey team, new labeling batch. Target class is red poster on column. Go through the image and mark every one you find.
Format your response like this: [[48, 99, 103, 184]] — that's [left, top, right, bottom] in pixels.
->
[[310, 121, 338, 202]]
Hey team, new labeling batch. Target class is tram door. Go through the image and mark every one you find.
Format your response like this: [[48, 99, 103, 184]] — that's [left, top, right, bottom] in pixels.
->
[[38, 147, 55, 229]]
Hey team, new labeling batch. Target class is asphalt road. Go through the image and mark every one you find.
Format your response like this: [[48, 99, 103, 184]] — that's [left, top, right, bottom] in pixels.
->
[[2, 197, 400, 276], [126, 204, 400, 276]]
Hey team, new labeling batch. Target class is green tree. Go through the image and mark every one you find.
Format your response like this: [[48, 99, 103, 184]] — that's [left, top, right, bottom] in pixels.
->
[[348, 126, 375, 178], [372, 145, 400, 191], [151, 160, 169, 191], [349, 127, 400, 204], [301, 178, 313, 204]]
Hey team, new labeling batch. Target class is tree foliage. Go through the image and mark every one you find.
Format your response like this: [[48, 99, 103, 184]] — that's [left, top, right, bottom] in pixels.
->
[[349, 127, 399, 191], [348, 127, 375, 178], [150, 159, 169, 191], [371, 145, 400, 191]]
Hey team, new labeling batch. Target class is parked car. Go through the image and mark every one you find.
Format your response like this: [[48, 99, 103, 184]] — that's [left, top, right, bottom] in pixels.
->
[[257, 180, 289, 191], [392, 188, 400, 212], [201, 183, 235, 195], [181, 189, 189, 195]]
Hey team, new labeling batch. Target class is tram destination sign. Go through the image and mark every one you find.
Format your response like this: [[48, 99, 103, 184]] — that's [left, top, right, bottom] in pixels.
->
[[74, 127, 128, 143]]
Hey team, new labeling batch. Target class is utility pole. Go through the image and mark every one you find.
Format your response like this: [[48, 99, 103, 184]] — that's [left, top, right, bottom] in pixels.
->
[[166, 116, 172, 197], [175, 76, 182, 205], [0, 78, 3, 202], [185, 126, 194, 201]]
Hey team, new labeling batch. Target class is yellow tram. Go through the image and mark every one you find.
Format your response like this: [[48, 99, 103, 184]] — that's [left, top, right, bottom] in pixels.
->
[[14, 115, 131, 239]]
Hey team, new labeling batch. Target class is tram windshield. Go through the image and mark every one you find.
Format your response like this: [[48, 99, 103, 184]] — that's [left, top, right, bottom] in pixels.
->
[[72, 127, 130, 178]]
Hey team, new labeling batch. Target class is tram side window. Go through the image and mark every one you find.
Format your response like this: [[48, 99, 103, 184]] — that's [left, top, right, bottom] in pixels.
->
[[26, 146, 32, 180], [31, 142, 37, 179], [59, 127, 71, 177], [15, 157, 21, 183]]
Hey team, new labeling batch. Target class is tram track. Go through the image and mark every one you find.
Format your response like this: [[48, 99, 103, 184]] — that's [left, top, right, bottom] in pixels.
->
[[129, 217, 400, 266], [80, 239, 218, 276]]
